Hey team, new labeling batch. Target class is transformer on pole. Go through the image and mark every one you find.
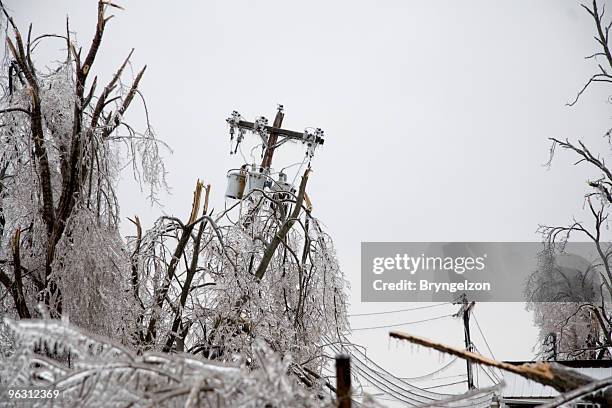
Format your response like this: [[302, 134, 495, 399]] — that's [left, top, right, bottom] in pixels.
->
[[224, 105, 325, 201]]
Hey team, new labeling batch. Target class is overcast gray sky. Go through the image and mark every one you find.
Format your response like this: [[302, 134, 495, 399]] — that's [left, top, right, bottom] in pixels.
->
[[7, 0, 612, 393]]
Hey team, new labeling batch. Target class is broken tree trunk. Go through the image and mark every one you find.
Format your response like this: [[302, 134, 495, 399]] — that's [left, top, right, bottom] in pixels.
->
[[390, 331, 612, 406], [538, 376, 612, 408]]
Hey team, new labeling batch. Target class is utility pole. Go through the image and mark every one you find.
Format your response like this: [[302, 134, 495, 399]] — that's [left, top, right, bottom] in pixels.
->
[[226, 106, 325, 173], [335, 354, 352, 408], [260, 105, 285, 170], [454, 294, 475, 390]]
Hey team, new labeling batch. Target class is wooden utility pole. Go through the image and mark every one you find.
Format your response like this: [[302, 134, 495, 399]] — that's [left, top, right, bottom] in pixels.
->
[[260, 105, 284, 169], [226, 106, 325, 277], [454, 295, 475, 390], [227, 106, 325, 170], [335, 354, 352, 408]]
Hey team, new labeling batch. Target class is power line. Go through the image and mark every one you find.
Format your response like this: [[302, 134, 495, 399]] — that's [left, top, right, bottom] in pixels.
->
[[477, 362, 499, 385], [422, 380, 467, 390], [472, 312, 496, 361], [399, 357, 460, 381], [337, 336, 478, 403], [468, 343, 500, 384], [327, 342, 430, 406], [328, 339, 495, 408], [330, 336, 451, 399], [401, 373, 466, 382], [351, 314, 454, 331], [349, 302, 452, 317], [335, 336, 458, 399], [472, 312, 503, 381]]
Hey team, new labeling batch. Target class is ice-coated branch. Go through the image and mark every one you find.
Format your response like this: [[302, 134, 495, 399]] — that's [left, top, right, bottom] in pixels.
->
[[538, 375, 612, 408], [255, 169, 310, 280], [390, 331, 612, 405]]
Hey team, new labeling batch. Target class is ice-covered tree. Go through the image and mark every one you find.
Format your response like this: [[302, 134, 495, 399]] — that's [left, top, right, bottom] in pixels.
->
[[128, 171, 349, 384], [527, 243, 608, 359], [0, 0, 166, 340], [0, 318, 334, 407], [528, 0, 612, 360], [0, 1, 349, 403]]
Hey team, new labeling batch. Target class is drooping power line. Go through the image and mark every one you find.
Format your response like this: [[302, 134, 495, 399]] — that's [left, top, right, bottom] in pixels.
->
[[351, 313, 454, 331], [349, 302, 452, 317]]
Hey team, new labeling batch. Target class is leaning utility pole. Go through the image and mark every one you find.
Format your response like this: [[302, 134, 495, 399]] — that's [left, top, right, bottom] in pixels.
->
[[225, 105, 325, 201], [454, 294, 475, 390], [224, 105, 325, 278], [260, 106, 285, 169], [226, 104, 325, 170]]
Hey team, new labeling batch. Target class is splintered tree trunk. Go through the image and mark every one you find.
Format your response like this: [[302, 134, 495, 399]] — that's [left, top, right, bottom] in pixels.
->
[[390, 331, 612, 406]]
